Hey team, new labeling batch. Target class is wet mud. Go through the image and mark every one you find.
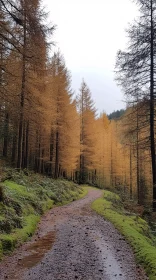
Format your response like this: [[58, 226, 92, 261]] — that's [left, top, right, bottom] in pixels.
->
[[19, 231, 56, 269], [0, 188, 148, 280]]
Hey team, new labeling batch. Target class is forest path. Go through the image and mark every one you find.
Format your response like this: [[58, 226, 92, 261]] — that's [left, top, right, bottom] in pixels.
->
[[0, 188, 147, 280]]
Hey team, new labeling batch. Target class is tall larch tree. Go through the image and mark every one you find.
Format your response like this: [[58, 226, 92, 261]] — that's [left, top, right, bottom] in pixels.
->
[[46, 52, 79, 179], [76, 80, 97, 183]]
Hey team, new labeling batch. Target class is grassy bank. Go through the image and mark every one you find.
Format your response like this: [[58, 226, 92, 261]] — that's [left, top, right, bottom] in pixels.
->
[[0, 170, 87, 259], [92, 190, 156, 280]]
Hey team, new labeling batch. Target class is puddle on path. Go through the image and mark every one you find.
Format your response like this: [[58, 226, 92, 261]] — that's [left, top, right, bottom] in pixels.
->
[[19, 231, 56, 269], [93, 231, 127, 280]]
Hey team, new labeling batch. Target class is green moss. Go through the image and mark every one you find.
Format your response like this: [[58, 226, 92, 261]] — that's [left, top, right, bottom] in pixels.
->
[[78, 186, 88, 198], [41, 199, 54, 212], [0, 235, 17, 253], [0, 170, 88, 259], [56, 186, 88, 206], [14, 215, 40, 242], [0, 214, 40, 256], [92, 190, 156, 280]]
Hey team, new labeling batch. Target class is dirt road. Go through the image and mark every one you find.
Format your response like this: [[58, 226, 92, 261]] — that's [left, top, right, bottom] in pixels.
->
[[0, 188, 148, 280]]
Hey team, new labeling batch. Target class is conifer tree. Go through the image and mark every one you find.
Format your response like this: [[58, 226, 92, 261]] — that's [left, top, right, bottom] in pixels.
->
[[116, 0, 156, 210], [76, 80, 97, 183]]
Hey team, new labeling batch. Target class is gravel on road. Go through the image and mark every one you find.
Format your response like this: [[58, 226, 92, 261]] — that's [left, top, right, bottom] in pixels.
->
[[0, 188, 148, 280]]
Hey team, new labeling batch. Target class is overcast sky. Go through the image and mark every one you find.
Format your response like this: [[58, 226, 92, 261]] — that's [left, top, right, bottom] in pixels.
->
[[43, 0, 138, 114]]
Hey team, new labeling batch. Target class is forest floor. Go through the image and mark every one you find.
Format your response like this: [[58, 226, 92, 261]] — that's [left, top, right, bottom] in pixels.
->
[[0, 188, 148, 280]]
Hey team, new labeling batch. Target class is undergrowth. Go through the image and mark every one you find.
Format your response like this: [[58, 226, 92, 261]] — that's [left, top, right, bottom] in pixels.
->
[[0, 169, 87, 259], [92, 190, 156, 280]]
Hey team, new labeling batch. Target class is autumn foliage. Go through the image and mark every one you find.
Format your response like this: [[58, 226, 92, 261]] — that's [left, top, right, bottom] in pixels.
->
[[0, 0, 154, 208]]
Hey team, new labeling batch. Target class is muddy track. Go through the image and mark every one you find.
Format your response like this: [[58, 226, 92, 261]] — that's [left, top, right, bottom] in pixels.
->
[[0, 188, 148, 280]]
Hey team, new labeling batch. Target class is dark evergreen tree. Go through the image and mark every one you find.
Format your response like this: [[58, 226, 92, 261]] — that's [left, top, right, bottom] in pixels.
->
[[116, 0, 156, 210]]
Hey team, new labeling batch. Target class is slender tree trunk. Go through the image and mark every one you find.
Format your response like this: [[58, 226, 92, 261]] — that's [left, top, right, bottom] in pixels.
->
[[136, 105, 140, 204], [38, 142, 41, 173], [54, 130, 59, 178], [17, 117, 23, 169], [34, 130, 39, 172], [12, 132, 17, 164], [58, 164, 61, 177], [150, 0, 156, 211], [80, 88, 84, 183], [34, 130, 38, 172], [17, 9, 26, 169], [139, 151, 145, 205], [110, 129, 113, 186], [41, 148, 44, 174], [49, 129, 54, 176], [24, 121, 29, 168], [130, 145, 132, 200], [3, 112, 9, 157], [22, 121, 25, 168]]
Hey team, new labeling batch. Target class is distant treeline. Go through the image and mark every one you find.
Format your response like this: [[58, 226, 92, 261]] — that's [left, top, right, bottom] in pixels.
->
[[107, 109, 125, 120]]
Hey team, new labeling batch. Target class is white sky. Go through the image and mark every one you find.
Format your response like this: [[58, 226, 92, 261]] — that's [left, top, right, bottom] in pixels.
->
[[43, 0, 139, 114]]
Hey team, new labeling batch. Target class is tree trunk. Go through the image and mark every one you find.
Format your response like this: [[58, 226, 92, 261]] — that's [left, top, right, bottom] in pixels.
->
[[3, 112, 9, 157], [110, 130, 113, 186], [80, 87, 84, 183], [25, 121, 29, 168], [41, 148, 45, 174], [150, 0, 156, 211], [12, 133, 17, 165], [130, 145, 132, 200], [49, 129, 54, 176], [22, 121, 25, 168], [136, 105, 140, 204], [54, 130, 59, 178], [38, 142, 41, 173], [17, 8, 26, 169]]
